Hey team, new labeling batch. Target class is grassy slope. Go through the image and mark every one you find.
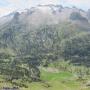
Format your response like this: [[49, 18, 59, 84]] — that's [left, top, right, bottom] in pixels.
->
[[0, 69, 90, 90], [21, 69, 90, 90]]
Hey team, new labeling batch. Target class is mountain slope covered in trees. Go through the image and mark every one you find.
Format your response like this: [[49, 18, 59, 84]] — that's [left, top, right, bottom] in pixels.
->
[[0, 5, 90, 88]]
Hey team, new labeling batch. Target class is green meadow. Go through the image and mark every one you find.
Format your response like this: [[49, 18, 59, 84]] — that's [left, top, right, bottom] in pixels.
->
[[21, 69, 90, 90], [0, 67, 89, 90]]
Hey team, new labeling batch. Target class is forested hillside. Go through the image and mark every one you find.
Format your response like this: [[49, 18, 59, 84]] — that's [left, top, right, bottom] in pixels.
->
[[0, 5, 90, 89]]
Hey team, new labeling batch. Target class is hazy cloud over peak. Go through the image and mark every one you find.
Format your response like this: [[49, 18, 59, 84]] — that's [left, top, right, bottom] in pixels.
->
[[0, 0, 90, 17], [63, 0, 90, 10]]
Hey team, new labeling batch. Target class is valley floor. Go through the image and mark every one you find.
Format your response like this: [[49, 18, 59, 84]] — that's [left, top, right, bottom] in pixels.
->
[[0, 67, 90, 90]]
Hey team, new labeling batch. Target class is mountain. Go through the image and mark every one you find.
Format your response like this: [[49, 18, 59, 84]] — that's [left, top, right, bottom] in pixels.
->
[[0, 5, 89, 26], [0, 4, 90, 66]]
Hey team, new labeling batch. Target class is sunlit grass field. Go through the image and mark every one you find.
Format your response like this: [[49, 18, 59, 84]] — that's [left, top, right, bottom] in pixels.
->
[[22, 70, 90, 90], [0, 69, 90, 90]]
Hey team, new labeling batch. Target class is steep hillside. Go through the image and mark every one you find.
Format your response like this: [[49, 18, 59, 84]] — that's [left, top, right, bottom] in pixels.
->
[[0, 4, 90, 65], [0, 4, 90, 89]]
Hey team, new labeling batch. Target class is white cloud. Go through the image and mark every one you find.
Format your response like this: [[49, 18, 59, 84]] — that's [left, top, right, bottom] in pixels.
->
[[33, 0, 60, 5], [6, 0, 21, 4], [0, 7, 15, 17], [6, 0, 60, 8], [67, 0, 90, 4], [6, 0, 25, 8], [0, 0, 90, 17], [64, 0, 90, 10]]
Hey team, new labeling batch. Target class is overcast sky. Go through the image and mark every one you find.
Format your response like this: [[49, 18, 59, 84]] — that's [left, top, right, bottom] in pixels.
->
[[0, 0, 90, 17]]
